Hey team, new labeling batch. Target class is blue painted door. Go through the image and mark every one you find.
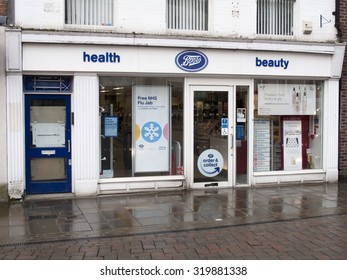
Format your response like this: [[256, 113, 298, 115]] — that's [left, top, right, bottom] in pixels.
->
[[25, 95, 71, 194]]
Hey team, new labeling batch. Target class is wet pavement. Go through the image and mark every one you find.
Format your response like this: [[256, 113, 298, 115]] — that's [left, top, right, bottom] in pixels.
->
[[0, 182, 347, 248]]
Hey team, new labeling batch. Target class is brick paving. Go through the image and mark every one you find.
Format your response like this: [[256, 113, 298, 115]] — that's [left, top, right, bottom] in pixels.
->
[[1, 184, 347, 260], [1, 213, 346, 260]]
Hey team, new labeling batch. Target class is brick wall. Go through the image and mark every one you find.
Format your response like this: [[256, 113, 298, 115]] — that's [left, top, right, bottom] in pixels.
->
[[339, 0, 347, 179], [0, 0, 7, 16]]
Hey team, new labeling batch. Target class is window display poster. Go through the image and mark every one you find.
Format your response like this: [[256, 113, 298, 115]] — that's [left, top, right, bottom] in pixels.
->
[[133, 86, 170, 173], [258, 84, 316, 115], [237, 108, 246, 122], [283, 120, 302, 171], [253, 120, 271, 171], [104, 116, 118, 137]]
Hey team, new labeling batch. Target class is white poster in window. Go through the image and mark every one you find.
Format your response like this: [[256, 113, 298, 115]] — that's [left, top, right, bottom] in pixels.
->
[[253, 120, 271, 172], [237, 108, 246, 122], [133, 86, 170, 173], [258, 84, 316, 115], [283, 120, 302, 171], [31, 123, 65, 148]]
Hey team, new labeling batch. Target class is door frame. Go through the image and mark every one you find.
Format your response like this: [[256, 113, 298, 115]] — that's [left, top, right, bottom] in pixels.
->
[[25, 94, 72, 194], [185, 80, 235, 189]]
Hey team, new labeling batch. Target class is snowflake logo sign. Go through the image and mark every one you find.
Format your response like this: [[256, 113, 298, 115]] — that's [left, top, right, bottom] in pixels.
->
[[141, 121, 162, 143]]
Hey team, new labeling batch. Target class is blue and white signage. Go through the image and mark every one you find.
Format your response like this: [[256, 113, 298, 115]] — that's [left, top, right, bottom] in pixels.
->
[[197, 149, 224, 177], [221, 118, 228, 136], [175, 50, 208, 72], [104, 116, 118, 137]]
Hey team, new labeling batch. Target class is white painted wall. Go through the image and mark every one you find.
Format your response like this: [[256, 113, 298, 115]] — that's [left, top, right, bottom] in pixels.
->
[[15, 0, 65, 29], [324, 79, 340, 182], [116, 0, 166, 33], [14, 0, 338, 42], [212, 0, 256, 38]]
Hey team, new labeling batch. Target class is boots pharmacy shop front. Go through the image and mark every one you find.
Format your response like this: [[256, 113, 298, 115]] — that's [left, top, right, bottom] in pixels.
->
[[8, 40, 344, 197]]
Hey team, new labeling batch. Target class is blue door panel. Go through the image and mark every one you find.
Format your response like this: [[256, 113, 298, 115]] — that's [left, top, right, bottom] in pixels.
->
[[25, 94, 72, 194]]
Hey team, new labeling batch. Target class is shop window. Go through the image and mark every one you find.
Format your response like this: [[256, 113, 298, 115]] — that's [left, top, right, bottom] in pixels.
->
[[99, 77, 184, 179], [254, 80, 323, 172], [167, 0, 208, 31], [236, 86, 249, 185], [23, 76, 73, 92], [257, 0, 295, 36], [65, 0, 113, 26]]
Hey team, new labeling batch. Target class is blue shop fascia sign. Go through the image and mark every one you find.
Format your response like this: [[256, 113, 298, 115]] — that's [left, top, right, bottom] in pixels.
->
[[175, 50, 209, 72]]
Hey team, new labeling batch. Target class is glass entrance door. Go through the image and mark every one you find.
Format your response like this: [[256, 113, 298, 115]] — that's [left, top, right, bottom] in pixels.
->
[[25, 95, 72, 194], [192, 86, 234, 188]]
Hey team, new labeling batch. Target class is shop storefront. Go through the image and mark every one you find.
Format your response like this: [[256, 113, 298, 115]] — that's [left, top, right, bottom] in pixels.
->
[[6, 35, 345, 198]]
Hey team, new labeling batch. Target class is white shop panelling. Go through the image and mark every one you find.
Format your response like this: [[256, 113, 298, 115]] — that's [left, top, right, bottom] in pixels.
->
[[7, 75, 24, 199], [6, 30, 22, 72], [324, 79, 339, 182], [73, 74, 99, 195]]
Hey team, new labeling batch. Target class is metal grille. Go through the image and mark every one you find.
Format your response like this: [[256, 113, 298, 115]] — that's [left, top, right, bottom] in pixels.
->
[[65, 0, 113, 26], [23, 76, 73, 92], [167, 0, 208, 31], [257, 0, 295, 35]]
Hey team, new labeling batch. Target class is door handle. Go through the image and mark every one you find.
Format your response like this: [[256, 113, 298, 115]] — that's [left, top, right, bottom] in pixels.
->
[[68, 140, 71, 153], [230, 133, 233, 149]]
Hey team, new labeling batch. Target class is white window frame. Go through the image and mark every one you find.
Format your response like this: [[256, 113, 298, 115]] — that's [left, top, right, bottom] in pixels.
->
[[65, 0, 114, 26], [257, 0, 296, 36], [167, 0, 209, 31]]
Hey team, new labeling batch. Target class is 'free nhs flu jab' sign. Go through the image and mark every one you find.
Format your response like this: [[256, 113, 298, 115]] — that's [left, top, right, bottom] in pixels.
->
[[134, 86, 170, 173]]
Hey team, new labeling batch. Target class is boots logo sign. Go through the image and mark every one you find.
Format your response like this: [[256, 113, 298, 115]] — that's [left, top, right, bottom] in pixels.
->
[[175, 50, 208, 72]]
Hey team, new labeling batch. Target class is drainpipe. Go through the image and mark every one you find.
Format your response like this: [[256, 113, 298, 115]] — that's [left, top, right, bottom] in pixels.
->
[[6, 0, 15, 25]]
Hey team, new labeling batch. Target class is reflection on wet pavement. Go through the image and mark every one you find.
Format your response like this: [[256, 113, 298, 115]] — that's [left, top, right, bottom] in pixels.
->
[[0, 183, 347, 245]]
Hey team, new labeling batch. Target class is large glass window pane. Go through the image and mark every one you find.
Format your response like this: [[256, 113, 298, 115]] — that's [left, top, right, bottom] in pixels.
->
[[254, 80, 323, 171], [99, 77, 184, 179], [236, 86, 249, 184]]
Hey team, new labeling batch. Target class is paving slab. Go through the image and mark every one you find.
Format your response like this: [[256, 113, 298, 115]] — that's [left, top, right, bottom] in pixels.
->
[[0, 182, 347, 259]]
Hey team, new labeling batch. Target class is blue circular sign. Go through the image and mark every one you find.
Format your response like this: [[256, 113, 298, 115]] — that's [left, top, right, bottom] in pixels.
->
[[175, 50, 209, 72], [141, 121, 162, 143]]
